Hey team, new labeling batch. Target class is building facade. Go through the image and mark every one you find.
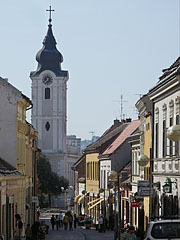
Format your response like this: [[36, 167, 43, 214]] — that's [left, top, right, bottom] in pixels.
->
[[30, 15, 69, 178], [149, 57, 180, 219]]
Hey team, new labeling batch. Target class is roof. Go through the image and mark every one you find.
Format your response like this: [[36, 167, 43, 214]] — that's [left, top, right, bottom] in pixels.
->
[[102, 120, 140, 155], [30, 20, 68, 78], [158, 57, 180, 82], [84, 121, 129, 153], [72, 154, 85, 170], [0, 158, 21, 176]]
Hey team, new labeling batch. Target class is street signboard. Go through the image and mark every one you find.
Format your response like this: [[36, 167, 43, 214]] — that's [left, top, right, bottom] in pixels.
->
[[32, 196, 38, 203], [137, 180, 150, 197], [131, 202, 139, 207]]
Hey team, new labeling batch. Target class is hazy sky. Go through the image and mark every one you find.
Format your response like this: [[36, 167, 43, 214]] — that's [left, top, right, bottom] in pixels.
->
[[0, 1, 179, 139]]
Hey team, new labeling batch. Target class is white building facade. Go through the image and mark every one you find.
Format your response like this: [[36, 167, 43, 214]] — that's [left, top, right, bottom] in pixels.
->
[[149, 58, 180, 218]]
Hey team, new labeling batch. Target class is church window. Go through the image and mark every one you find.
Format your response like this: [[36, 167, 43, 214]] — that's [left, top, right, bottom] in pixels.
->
[[45, 122, 50, 131], [45, 88, 50, 99]]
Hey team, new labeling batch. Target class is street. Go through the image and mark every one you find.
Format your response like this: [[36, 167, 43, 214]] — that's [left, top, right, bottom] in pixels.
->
[[46, 227, 114, 240]]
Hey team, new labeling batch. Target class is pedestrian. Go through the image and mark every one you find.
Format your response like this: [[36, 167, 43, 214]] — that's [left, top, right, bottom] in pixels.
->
[[58, 212, 63, 228], [68, 214, 73, 231], [55, 215, 59, 230], [31, 221, 40, 240], [73, 214, 77, 229], [98, 215, 103, 233], [25, 224, 32, 240], [63, 213, 69, 230], [14, 214, 23, 240], [38, 222, 46, 240], [125, 226, 137, 240], [50, 215, 56, 230]]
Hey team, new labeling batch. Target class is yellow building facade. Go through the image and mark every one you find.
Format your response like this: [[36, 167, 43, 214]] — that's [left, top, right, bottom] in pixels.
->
[[143, 114, 152, 229], [16, 95, 39, 225], [86, 152, 100, 220]]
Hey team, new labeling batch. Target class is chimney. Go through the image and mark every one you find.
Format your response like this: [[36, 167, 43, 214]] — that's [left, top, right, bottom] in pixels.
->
[[114, 119, 120, 125], [126, 118, 132, 122]]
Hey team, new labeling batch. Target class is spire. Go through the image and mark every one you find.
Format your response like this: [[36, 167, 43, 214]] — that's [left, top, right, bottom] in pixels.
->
[[46, 5, 54, 26], [30, 6, 68, 78]]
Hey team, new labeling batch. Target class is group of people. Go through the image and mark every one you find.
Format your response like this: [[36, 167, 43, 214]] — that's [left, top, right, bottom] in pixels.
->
[[14, 213, 49, 240], [50, 212, 77, 231]]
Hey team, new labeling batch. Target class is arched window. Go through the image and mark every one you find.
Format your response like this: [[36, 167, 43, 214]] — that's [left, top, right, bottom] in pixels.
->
[[45, 88, 50, 99], [45, 122, 50, 131]]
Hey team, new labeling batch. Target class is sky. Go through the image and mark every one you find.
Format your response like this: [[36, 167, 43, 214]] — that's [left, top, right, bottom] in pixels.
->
[[0, 1, 179, 140]]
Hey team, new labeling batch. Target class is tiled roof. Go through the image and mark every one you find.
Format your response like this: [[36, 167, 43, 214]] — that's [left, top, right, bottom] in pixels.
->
[[0, 158, 21, 176], [158, 57, 180, 82], [102, 120, 140, 155], [85, 122, 129, 152]]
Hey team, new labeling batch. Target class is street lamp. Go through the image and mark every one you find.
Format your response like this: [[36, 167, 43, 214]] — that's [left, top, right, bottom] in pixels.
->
[[108, 170, 122, 240]]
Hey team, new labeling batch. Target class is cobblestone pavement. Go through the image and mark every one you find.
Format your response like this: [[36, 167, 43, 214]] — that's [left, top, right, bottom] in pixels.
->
[[45, 226, 114, 240]]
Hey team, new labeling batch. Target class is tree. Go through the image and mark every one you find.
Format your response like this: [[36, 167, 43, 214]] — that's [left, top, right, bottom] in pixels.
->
[[37, 154, 69, 206]]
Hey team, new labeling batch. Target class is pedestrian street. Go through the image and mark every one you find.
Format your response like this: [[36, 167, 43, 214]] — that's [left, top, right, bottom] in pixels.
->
[[46, 226, 114, 240]]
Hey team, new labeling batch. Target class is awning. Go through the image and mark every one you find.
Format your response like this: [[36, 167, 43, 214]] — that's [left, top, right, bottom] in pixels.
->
[[88, 198, 104, 211], [78, 195, 85, 205], [74, 195, 82, 203], [87, 198, 101, 206]]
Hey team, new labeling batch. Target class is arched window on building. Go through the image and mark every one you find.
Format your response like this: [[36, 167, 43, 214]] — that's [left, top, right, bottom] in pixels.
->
[[45, 88, 50, 99]]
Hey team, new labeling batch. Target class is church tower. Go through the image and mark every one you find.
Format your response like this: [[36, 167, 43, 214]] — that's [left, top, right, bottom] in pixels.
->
[[30, 7, 69, 177]]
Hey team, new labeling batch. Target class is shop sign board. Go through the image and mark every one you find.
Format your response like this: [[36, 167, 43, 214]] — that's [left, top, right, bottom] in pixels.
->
[[131, 201, 139, 207], [137, 180, 150, 197]]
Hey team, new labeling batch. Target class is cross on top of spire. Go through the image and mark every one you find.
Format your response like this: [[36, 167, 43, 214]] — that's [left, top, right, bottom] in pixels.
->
[[46, 6, 54, 25]]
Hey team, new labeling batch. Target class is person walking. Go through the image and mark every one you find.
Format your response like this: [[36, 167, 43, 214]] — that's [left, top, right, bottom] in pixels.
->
[[55, 215, 59, 230], [31, 221, 40, 240], [14, 214, 23, 240], [63, 213, 69, 230], [50, 215, 56, 230], [68, 214, 73, 231], [58, 212, 63, 228], [73, 214, 77, 229], [25, 224, 32, 240]]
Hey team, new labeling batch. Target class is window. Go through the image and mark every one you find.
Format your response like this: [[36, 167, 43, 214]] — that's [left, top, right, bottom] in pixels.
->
[[45, 88, 50, 99], [175, 115, 179, 156], [169, 117, 173, 156], [155, 123, 159, 158], [45, 122, 50, 131], [163, 120, 166, 157]]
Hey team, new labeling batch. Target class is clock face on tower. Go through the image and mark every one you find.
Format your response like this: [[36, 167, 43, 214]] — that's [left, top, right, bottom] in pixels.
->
[[42, 74, 53, 85]]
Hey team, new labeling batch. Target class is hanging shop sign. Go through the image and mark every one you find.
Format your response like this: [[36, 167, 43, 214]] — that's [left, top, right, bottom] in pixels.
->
[[131, 201, 139, 207], [137, 180, 150, 197]]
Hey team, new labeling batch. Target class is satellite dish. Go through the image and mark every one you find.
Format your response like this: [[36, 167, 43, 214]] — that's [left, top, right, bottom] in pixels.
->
[[167, 125, 180, 141], [138, 154, 149, 167]]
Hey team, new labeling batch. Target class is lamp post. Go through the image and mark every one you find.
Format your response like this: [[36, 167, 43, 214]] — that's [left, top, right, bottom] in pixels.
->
[[108, 170, 122, 240], [61, 186, 73, 210]]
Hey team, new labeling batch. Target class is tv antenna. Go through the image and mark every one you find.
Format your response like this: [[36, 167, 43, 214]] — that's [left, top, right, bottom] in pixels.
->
[[113, 94, 128, 120], [89, 131, 95, 139], [135, 93, 143, 99]]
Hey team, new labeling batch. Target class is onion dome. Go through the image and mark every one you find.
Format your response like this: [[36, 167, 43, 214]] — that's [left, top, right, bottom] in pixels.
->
[[30, 11, 68, 77]]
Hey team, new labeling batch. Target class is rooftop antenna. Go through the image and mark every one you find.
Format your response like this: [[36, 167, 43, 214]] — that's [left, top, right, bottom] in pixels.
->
[[113, 94, 128, 120], [89, 131, 95, 139], [135, 93, 143, 99], [131, 106, 139, 118]]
